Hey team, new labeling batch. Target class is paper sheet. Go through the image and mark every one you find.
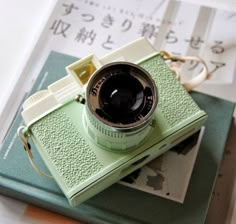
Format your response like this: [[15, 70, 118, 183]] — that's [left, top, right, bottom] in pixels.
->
[[120, 128, 204, 203]]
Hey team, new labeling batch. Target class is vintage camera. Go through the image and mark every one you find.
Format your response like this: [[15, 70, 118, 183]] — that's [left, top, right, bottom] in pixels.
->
[[21, 38, 207, 207]]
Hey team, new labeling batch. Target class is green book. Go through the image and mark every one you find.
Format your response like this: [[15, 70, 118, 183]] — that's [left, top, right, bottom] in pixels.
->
[[0, 52, 235, 224]]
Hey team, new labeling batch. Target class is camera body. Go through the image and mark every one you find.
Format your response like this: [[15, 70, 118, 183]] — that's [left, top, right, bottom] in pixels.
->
[[21, 38, 207, 207]]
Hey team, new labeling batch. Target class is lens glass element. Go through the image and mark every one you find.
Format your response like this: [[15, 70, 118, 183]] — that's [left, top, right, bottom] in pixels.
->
[[99, 73, 144, 121]]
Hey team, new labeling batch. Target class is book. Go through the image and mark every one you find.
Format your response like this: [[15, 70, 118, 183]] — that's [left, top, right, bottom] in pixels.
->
[[0, 51, 235, 224]]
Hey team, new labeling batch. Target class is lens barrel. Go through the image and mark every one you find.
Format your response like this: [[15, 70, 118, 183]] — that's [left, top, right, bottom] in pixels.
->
[[84, 62, 158, 151]]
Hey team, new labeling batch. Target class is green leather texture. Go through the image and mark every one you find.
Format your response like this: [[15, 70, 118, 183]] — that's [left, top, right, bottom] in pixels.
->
[[139, 55, 200, 127], [31, 109, 103, 189]]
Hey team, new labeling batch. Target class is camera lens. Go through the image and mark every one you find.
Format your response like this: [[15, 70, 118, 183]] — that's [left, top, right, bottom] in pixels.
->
[[99, 72, 144, 123], [86, 62, 158, 130]]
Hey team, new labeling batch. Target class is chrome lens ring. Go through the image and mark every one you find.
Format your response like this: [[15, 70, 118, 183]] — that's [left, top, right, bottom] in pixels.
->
[[86, 62, 158, 131]]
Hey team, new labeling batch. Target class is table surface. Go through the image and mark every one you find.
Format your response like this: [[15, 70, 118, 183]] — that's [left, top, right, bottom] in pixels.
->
[[1, 1, 236, 223]]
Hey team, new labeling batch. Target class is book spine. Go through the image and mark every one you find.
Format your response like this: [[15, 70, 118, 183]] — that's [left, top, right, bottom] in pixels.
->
[[0, 176, 141, 224]]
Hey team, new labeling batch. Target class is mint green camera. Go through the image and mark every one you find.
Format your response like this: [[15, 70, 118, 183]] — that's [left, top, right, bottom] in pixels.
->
[[21, 38, 207, 207]]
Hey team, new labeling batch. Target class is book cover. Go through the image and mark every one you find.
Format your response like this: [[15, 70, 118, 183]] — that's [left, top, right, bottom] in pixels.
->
[[0, 51, 235, 224]]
